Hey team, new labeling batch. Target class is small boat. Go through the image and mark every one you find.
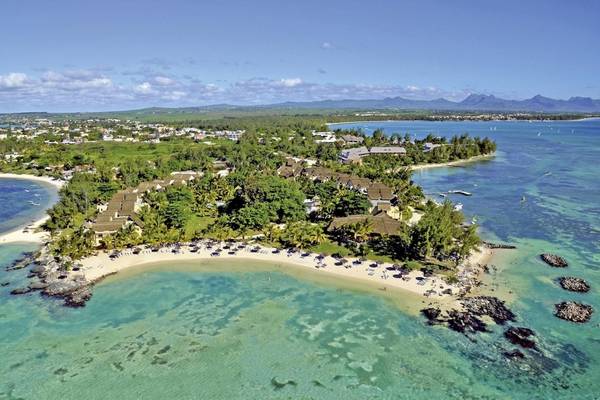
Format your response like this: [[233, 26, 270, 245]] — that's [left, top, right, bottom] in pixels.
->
[[454, 203, 463, 211], [28, 201, 40, 206], [447, 190, 472, 196], [520, 196, 526, 203]]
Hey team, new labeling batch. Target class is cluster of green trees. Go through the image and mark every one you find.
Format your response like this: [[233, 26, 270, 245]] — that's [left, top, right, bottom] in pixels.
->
[[355, 133, 496, 168], [331, 200, 480, 265]]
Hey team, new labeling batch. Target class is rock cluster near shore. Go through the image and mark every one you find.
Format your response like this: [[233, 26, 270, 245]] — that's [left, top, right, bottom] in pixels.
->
[[540, 253, 568, 268], [420, 296, 550, 360], [554, 302, 593, 323], [421, 295, 515, 334], [8, 248, 93, 307], [504, 327, 537, 349], [558, 277, 590, 293]]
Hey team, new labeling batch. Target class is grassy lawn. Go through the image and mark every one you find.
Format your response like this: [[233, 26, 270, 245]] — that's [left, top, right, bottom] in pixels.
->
[[183, 215, 215, 240], [309, 240, 351, 256]]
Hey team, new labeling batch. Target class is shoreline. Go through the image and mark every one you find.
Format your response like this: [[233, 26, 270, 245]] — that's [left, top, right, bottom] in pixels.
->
[[73, 243, 491, 301], [328, 117, 597, 126], [0, 173, 64, 244], [410, 153, 496, 171]]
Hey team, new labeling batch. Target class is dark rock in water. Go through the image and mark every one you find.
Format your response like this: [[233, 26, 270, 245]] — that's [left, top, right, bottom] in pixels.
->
[[43, 280, 84, 296], [421, 307, 442, 323], [1, 281, 9, 287], [461, 296, 516, 324], [6, 252, 37, 271], [555, 302, 593, 323], [540, 253, 568, 268], [503, 349, 525, 359], [30, 264, 49, 276], [64, 287, 93, 307], [504, 327, 537, 349], [10, 287, 32, 295], [41, 275, 93, 307], [558, 277, 590, 293], [28, 281, 49, 290], [271, 377, 297, 390], [446, 310, 487, 334]]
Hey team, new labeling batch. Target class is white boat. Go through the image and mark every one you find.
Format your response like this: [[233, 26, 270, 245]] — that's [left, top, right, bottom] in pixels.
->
[[454, 203, 463, 211]]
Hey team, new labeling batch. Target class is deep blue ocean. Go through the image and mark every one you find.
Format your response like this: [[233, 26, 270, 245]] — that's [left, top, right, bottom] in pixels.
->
[[0, 120, 599, 399]]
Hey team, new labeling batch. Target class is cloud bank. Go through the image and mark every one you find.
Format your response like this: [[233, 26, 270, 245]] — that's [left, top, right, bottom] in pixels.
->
[[0, 68, 469, 112]]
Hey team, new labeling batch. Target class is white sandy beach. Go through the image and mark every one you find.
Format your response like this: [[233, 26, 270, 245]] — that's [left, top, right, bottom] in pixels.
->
[[75, 242, 492, 299], [410, 153, 496, 171], [0, 173, 64, 244]]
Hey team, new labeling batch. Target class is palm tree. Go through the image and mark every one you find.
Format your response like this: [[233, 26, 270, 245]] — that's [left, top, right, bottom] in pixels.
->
[[353, 219, 373, 243], [262, 224, 281, 242]]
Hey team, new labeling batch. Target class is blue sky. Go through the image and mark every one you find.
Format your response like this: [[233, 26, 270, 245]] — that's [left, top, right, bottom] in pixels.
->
[[1, 0, 599, 112]]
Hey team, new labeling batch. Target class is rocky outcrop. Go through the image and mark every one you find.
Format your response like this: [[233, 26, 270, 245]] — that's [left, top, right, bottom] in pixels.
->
[[540, 253, 568, 268], [64, 286, 93, 307], [504, 327, 537, 349], [420, 308, 488, 334], [8, 246, 94, 307], [5, 252, 37, 271], [461, 296, 516, 324], [10, 287, 33, 295], [420, 295, 517, 336], [555, 302, 593, 323], [445, 310, 488, 333], [42, 275, 92, 307], [421, 307, 442, 324], [558, 277, 590, 293]]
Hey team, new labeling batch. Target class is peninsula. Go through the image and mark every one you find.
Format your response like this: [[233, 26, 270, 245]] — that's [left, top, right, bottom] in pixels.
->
[[1, 115, 497, 307]]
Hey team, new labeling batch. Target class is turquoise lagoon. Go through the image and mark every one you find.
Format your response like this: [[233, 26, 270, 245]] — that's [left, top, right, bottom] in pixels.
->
[[1, 120, 599, 399]]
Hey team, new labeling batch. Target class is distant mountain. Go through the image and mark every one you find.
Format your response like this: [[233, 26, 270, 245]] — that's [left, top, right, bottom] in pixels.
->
[[3, 94, 599, 117], [260, 94, 600, 113]]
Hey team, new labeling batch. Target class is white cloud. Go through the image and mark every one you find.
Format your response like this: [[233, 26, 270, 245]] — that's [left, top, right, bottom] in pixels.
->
[[0, 73, 29, 89], [40, 70, 112, 90], [162, 90, 187, 101], [134, 82, 154, 94], [154, 76, 175, 86], [321, 42, 333, 49], [279, 78, 303, 87]]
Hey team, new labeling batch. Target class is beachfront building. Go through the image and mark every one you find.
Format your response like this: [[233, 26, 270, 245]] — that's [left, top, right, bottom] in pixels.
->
[[91, 189, 145, 242], [340, 135, 364, 145], [367, 182, 394, 209], [312, 130, 337, 143], [327, 212, 403, 237], [91, 172, 200, 243], [339, 146, 407, 164], [277, 158, 397, 214]]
